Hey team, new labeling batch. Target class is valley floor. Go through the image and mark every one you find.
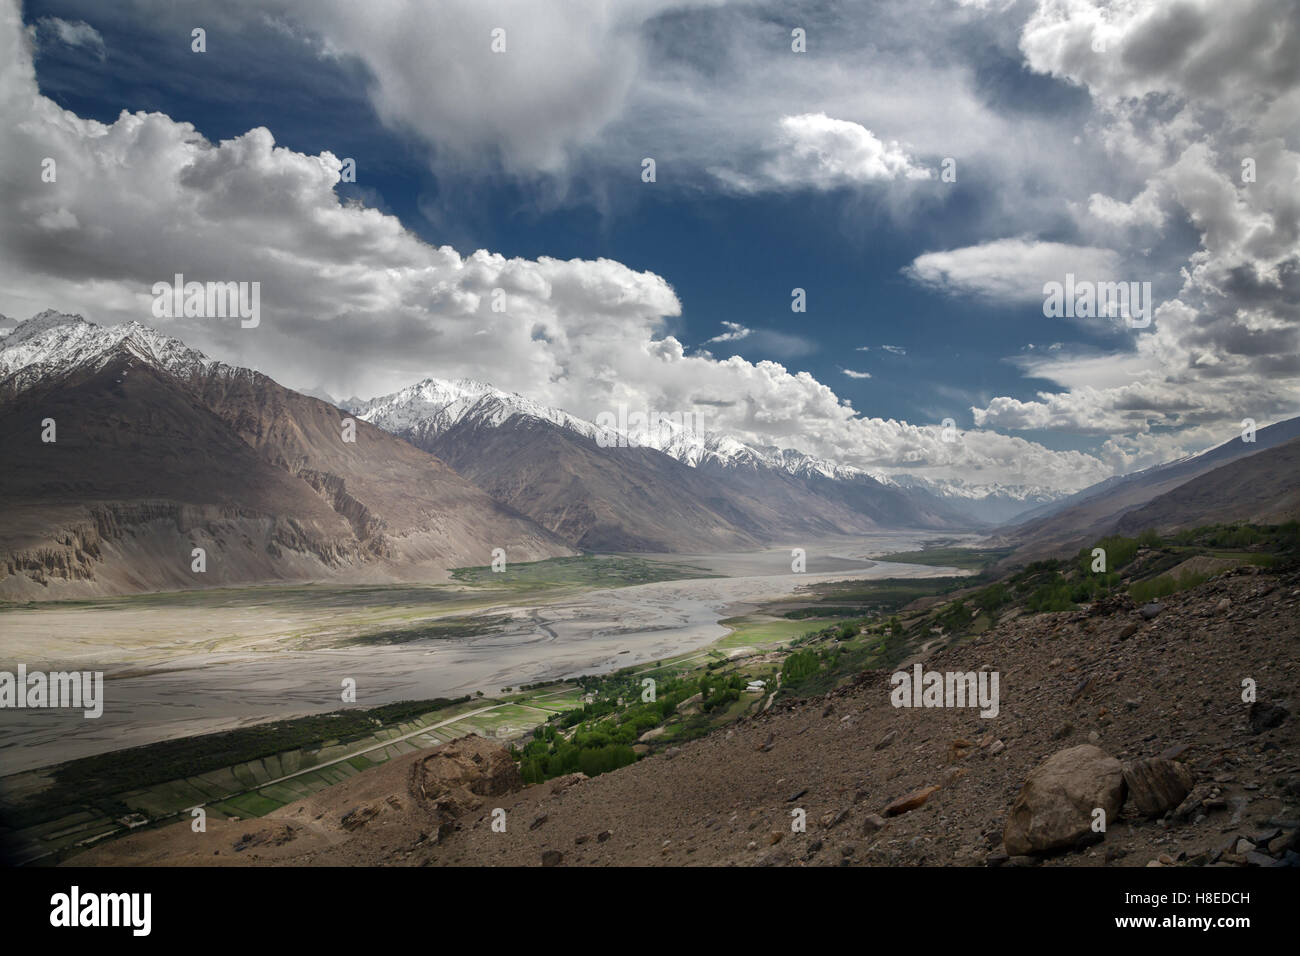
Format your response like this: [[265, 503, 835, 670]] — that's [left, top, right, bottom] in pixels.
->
[[68, 563, 1299, 867], [0, 535, 963, 773]]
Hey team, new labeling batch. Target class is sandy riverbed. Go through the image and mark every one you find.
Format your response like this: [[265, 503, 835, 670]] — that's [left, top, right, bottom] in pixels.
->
[[0, 535, 971, 773]]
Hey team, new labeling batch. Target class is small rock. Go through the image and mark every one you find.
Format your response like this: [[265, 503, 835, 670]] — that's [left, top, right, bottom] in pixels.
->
[[1268, 832, 1297, 855], [541, 849, 563, 867], [1248, 701, 1289, 734], [875, 730, 898, 750], [861, 813, 887, 834], [1122, 757, 1196, 817], [822, 807, 850, 829], [882, 785, 941, 817], [940, 767, 967, 788], [1139, 602, 1163, 620]]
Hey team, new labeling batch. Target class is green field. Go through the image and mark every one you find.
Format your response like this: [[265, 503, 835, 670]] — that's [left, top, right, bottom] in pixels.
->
[[341, 614, 512, 646], [449, 554, 717, 590], [715, 615, 837, 649], [874, 547, 1012, 570], [796, 575, 973, 609]]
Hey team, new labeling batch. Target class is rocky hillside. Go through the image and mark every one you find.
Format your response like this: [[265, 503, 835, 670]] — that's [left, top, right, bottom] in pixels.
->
[[0, 313, 574, 599], [991, 417, 1300, 563], [1114, 439, 1300, 535], [73, 563, 1299, 867]]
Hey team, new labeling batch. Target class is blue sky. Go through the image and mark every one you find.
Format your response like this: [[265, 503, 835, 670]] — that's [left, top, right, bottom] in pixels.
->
[[3, 0, 1297, 492]]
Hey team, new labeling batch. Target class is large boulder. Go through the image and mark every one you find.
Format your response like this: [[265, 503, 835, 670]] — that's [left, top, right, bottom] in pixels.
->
[[407, 735, 523, 841], [1122, 757, 1195, 817], [1004, 745, 1124, 855]]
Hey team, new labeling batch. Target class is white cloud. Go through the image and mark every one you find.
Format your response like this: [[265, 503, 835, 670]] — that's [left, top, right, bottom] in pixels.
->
[[906, 238, 1122, 303], [702, 321, 751, 345], [718, 113, 932, 192], [842, 369, 872, 379], [30, 16, 105, 60], [965, 0, 1300, 449], [239, 0, 725, 176]]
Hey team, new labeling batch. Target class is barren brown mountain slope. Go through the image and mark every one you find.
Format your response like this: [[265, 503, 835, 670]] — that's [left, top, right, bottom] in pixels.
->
[[1115, 438, 1300, 535], [0, 341, 574, 599], [990, 418, 1300, 564], [75, 565, 1299, 867]]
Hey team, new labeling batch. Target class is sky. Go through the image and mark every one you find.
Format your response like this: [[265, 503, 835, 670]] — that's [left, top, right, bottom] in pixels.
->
[[1, 0, 1297, 494]]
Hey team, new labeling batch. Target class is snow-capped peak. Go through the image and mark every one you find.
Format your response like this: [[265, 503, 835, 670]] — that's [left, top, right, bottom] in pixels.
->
[[353, 377, 617, 446], [353, 375, 886, 482], [0, 310, 221, 391]]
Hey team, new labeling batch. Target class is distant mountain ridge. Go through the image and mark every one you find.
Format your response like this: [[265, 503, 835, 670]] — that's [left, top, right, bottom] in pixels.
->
[[351, 377, 986, 550], [989, 416, 1300, 561]]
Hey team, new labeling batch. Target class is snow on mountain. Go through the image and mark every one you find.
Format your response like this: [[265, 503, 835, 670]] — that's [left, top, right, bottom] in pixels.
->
[[0, 310, 222, 392], [870, 472, 1065, 525], [356, 376, 934, 490], [0, 310, 1070, 517], [354, 376, 837, 477], [355, 375, 1071, 519], [353, 378, 621, 447], [871, 472, 1060, 504]]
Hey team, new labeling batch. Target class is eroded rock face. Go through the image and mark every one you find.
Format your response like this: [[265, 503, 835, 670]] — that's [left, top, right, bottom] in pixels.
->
[[1122, 757, 1195, 817], [1004, 745, 1124, 855], [407, 736, 523, 840]]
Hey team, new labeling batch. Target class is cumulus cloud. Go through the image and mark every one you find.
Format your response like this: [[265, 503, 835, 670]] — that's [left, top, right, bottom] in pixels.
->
[[233, 0, 726, 175], [967, 0, 1300, 448], [717, 113, 931, 192]]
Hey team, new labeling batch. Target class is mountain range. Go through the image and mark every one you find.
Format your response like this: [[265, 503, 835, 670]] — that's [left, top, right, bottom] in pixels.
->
[[2, 311, 1296, 598], [989, 416, 1300, 562], [0, 312, 573, 600], [348, 377, 979, 552]]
